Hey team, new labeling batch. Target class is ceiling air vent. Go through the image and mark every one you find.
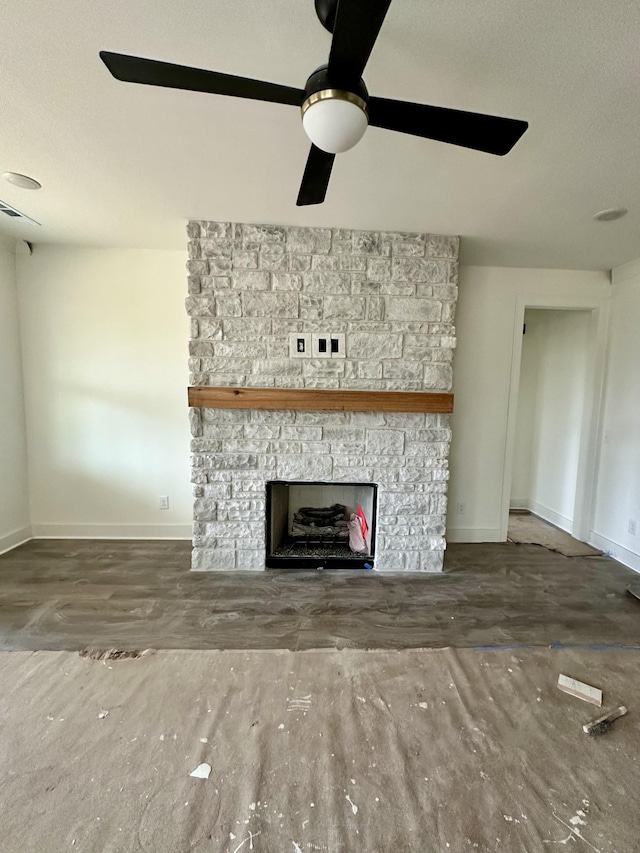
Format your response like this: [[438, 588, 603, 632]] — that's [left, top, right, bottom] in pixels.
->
[[0, 199, 40, 225]]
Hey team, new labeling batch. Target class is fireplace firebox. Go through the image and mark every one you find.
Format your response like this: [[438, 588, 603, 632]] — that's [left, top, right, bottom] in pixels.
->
[[266, 481, 377, 569]]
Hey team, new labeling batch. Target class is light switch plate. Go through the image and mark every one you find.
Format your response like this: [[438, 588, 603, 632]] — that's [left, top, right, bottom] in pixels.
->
[[289, 332, 311, 358], [312, 333, 331, 358]]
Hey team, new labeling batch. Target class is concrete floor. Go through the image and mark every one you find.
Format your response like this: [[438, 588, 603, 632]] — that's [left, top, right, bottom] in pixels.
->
[[1, 539, 639, 651]]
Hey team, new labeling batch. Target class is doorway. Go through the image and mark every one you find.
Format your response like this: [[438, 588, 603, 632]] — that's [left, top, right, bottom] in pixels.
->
[[501, 298, 609, 547], [510, 308, 590, 535]]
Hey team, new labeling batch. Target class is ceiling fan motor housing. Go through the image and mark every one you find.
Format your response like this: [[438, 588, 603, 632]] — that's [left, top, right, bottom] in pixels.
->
[[303, 65, 368, 104], [301, 66, 369, 154]]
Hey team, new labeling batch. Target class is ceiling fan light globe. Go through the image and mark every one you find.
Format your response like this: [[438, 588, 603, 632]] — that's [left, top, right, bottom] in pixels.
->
[[302, 91, 368, 154]]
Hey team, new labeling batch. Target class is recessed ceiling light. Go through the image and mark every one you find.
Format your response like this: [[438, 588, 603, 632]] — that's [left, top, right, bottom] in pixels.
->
[[593, 207, 628, 222], [2, 172, 42, 190]]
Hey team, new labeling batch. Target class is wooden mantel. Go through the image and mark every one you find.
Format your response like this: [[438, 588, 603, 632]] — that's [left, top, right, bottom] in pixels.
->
[[188, 386, 454, 414]]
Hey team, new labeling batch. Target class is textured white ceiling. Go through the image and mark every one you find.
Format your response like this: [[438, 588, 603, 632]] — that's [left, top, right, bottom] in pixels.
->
[[0, 0, 638, 268]]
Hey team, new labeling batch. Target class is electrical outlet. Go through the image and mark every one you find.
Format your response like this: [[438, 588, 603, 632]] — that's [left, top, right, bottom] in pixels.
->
[[629, 519, 637, 536], [312, 333, 331, 358], [289, 332, 311, 358], [330, 333, 346, 358], [158, 495, 170, 510], [456, 502, 465, 515]]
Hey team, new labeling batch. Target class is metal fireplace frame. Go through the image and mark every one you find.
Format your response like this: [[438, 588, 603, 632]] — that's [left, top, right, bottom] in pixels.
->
[[265, 480, 378, 570]]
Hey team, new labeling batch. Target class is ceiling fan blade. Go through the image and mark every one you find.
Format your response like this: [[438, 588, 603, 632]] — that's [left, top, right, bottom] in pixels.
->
[[296, 145, 335, 206], [328, 0, 393, 87], [368, 96, 528, 155], [100, 51, 304, 106]]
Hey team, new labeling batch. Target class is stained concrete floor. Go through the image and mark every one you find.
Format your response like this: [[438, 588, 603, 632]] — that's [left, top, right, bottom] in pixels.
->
[[0, 539, 638, 652]]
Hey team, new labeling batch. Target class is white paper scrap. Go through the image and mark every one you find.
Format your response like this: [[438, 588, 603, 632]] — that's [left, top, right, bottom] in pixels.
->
[[189, 762, 212, 779]]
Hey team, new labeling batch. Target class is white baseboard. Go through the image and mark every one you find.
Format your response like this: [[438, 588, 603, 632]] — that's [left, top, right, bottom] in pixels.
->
[[589, 532, 640, 574], [509, 498, 530, 510], [446, 528, 502, 543], [0, 525, 33, 555], [31, 523, 192, 540], [529, 501, 573, 535]]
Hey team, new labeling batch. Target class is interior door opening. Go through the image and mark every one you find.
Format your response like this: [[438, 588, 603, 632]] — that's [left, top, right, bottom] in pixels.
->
[[509, 308, 592, 542]]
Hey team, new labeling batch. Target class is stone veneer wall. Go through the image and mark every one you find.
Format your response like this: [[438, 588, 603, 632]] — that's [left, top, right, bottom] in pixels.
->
[[186, 221, 458, 572]]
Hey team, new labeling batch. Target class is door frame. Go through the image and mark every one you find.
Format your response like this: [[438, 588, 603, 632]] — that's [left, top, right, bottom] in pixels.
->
[[500, 294, 610, 543]]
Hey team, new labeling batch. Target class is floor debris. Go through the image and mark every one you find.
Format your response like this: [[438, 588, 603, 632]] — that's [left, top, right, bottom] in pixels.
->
[[79, 649, 153, 661], [557, 674, 603, 706], [98, 710, 109, 719], [189, 762, 212, 779], [583, 705, 628, 736]]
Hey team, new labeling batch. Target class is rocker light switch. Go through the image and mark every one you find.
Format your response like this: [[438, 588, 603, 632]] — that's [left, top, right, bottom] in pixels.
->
[[312, 333, 331, 358], [330, 333, 346, 358], [289, 332, 311, 358]]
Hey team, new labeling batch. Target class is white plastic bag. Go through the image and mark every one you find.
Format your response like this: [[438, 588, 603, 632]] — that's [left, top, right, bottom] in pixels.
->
[[348, 513, 366, 553]]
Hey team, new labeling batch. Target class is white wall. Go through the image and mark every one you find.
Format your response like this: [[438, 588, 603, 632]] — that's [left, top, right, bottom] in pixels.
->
[[10, 246, 637, 568], [447, 266, 610, 542], [0, 240, 31, 552], [591, 258, 640, 571], [510, 309, 590, 532], [17, 246, 192, 538]]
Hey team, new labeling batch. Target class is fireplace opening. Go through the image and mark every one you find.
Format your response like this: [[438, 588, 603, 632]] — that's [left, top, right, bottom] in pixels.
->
[[265, 481, 377, 569]]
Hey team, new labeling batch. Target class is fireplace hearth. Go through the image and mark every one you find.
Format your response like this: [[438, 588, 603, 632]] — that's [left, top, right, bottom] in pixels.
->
[[266, 481, 377, 569]]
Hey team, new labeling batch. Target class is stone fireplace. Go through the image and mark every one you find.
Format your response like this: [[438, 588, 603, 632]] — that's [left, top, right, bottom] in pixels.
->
[[186, 221, 458, 571]]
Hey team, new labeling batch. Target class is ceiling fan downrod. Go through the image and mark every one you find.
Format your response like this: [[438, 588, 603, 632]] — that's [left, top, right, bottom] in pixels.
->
[[315, 0, 339, 33]]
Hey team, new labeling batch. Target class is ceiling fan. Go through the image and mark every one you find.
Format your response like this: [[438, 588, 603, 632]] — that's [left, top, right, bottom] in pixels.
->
[[100, 0, 528, 207]]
